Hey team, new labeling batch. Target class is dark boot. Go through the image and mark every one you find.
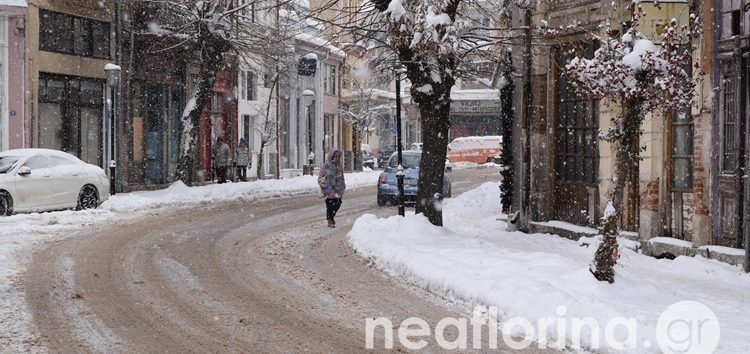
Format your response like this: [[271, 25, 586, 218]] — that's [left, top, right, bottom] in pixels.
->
[[327, 219, 335, 228]]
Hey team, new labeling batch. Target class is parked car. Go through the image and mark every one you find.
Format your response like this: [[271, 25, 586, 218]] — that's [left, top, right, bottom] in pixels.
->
[[0, 149, 110, 216], [362, 149, 375, 169], [377, 151, 451, 206], [377, 145, 396, 168], [447, 135, 502, 164]]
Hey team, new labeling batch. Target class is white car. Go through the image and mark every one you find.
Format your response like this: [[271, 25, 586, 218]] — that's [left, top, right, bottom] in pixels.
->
[[0, 149, 110, 216]]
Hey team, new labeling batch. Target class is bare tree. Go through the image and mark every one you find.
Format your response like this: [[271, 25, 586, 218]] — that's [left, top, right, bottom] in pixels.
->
[[557, 3, 703, 283], [312, 0, 517, 225], [340, 64, 391, 171]]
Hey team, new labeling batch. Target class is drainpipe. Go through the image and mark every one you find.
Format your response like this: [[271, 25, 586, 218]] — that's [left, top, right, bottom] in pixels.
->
[[114, 0, 121, 192], [275, 0, 280, 178]]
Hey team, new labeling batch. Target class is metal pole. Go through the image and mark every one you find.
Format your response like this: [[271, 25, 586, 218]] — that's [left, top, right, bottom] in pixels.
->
[[113, 0, 121, 194], [104, 86, 112, 184], [395, 71, 405, 216], [744, 155, 749, 272]]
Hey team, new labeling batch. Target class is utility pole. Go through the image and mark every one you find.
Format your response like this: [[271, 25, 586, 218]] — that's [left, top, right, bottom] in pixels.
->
[[518, 8, 532, 231], [395, 69, 405, 217], [745, 152, 749, 272]]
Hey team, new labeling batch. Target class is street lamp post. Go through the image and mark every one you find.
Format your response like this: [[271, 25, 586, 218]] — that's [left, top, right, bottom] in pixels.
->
[[104, 63, 121, 195], [395, 68, 405, 216], [744, 153, 749, 273], [303, 89, 315, 175]]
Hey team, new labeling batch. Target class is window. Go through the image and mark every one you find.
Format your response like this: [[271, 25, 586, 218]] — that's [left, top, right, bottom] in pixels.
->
[[24, 155, 73, 170], [721, 0, 744, 38], [39, 9, 110, 59], [38, 74, 104, 166], [240, 71, 247, 100], [722, 73, 738, 171], [243, 115, 256, 149], [24, 156, 55, 170], [324, 64, 337, 95], [264, 73, 273, 88], [243, 114, 251, 147], [672, 111, 694, 189], [556, 46, 598, 185], [0, 156, 20, 174], [341, 65, 352, 90], [246, 71, 256, 101], [280, 98, 290, 168], [324, 114, 335, 151]]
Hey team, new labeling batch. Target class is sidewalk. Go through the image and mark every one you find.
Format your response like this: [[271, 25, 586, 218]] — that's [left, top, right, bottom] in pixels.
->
[[348, 181, 750, 353]]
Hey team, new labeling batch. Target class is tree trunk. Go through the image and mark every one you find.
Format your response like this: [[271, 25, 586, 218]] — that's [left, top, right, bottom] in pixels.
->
[[592, 99, 644, 283], [499, 70, 515, 213], [353, 126, 362, 171], [414, 91, 451, 226], [257, 143, 265, 179], [174, 60, 220, 186]]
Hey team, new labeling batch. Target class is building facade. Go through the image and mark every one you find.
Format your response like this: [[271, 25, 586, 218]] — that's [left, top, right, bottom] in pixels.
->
[[712, 0, 749, 249], [27, 0, 114, 169], [511, 1, 719, 251], [118, 1, 237, 189], [0, 1, 26, 151]]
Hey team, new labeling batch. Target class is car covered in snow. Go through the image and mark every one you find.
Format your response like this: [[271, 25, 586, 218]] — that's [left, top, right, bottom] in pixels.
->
[[447, 135, 502, 164], [377, 151, 451, 206], [0, 149, 110, 216]]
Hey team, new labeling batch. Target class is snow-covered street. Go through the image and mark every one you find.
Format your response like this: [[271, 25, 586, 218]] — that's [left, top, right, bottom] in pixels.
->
[[6, 166, 746, 353], [4, 168, 555, 353], [1, 170, 381, 352]]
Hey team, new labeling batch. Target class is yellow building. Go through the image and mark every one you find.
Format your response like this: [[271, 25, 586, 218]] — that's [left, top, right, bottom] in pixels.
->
[[26, 0, 116, 168], [514, 1, 718, 257]]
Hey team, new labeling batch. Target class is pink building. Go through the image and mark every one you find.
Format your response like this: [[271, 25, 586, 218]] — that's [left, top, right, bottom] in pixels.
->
[[0, 0, 27, 151]]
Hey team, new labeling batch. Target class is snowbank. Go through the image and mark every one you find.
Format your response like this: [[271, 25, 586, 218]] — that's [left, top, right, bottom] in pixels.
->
[[103, 171, 380, 212], [348, 182, 750, 353]]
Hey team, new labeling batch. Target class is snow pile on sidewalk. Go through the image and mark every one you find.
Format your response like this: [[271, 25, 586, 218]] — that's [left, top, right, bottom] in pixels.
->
[[348, 182, 750, 353], [103, 170, 381, 212], [0, 170, 379, 352]]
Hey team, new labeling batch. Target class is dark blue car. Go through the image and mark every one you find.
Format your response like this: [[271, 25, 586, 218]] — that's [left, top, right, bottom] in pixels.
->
[[377, 151, 452, 206]]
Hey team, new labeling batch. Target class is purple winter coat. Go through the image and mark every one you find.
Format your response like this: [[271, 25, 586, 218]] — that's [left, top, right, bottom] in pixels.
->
[[318, 149, 346, 199]]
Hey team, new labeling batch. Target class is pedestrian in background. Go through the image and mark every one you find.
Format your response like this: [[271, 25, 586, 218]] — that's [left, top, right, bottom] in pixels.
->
[[213, 136, 231, 184], [235, 138, 251, 182], [318, 149, 346, 228]]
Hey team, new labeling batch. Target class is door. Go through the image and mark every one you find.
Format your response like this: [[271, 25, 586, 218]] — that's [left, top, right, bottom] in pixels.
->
[[715, 60, 746, 248], [14, 156, 56, 210], [167, 86, 183, 180], [145, 84, 166, 183], [553, 53, 599, 225], [46, 155, 83, 208]]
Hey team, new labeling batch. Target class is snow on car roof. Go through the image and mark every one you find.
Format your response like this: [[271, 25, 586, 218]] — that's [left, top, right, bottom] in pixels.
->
[[0, 149, 80, 161]]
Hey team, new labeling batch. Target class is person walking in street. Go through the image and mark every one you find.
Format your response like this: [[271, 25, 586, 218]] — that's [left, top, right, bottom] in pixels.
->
[[213, 136, 231, 184], [318, 149, 346, 228], [235, 138, 251, 182]]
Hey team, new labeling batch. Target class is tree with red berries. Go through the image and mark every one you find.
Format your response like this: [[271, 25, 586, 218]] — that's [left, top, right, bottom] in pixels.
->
[[558, 4, 702, 282]]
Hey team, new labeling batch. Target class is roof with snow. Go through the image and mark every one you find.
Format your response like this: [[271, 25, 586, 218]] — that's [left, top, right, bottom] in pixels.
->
[[0, 0, 27, 7], [450, 89, 500, 101], [295, 32, 346, 59]]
